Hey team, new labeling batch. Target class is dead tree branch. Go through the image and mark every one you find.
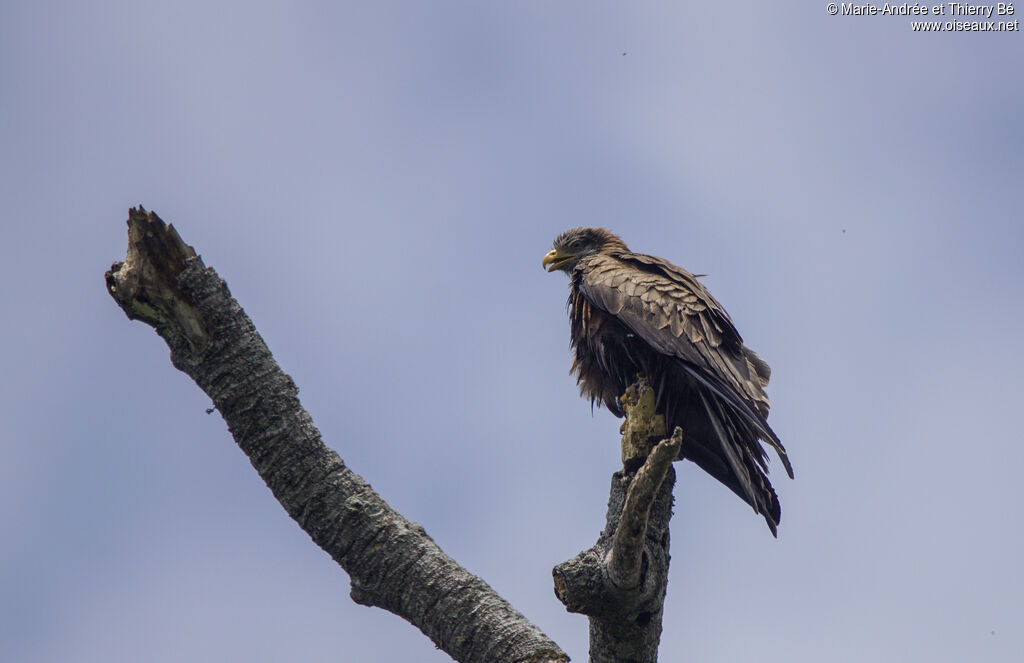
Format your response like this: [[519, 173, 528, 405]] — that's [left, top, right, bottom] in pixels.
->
[[552, 379, 680, 663], [105, 207, 567, 663], [609, 428, 682, 593]]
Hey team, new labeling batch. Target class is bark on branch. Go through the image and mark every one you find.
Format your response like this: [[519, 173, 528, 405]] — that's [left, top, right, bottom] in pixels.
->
[[609, 428, 682, 593], [106, 207, 567, 663], [552, 378, 680, 663]]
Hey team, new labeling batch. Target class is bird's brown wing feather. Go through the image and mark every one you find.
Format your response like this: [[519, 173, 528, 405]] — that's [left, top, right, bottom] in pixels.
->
[[577, 251, 792, 476]]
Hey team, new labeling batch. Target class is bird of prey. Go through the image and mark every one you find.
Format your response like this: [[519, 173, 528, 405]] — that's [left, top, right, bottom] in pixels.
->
[[542, 227, 793, 534]]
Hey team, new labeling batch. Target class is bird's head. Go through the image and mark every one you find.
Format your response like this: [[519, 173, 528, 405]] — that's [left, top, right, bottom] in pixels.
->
[[542, 227, 627, 273]]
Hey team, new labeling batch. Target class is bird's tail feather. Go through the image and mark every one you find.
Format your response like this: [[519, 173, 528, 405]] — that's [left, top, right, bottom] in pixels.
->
[[698, 390, 781, 536], [678, 360, 793, 479]]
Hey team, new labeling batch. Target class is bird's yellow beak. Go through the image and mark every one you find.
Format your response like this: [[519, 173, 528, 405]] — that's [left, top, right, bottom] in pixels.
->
[[542, 248, 575, 272]]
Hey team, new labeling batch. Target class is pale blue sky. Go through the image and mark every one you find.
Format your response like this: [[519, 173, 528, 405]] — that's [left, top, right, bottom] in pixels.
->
[[2, 2, 1022, 662]]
